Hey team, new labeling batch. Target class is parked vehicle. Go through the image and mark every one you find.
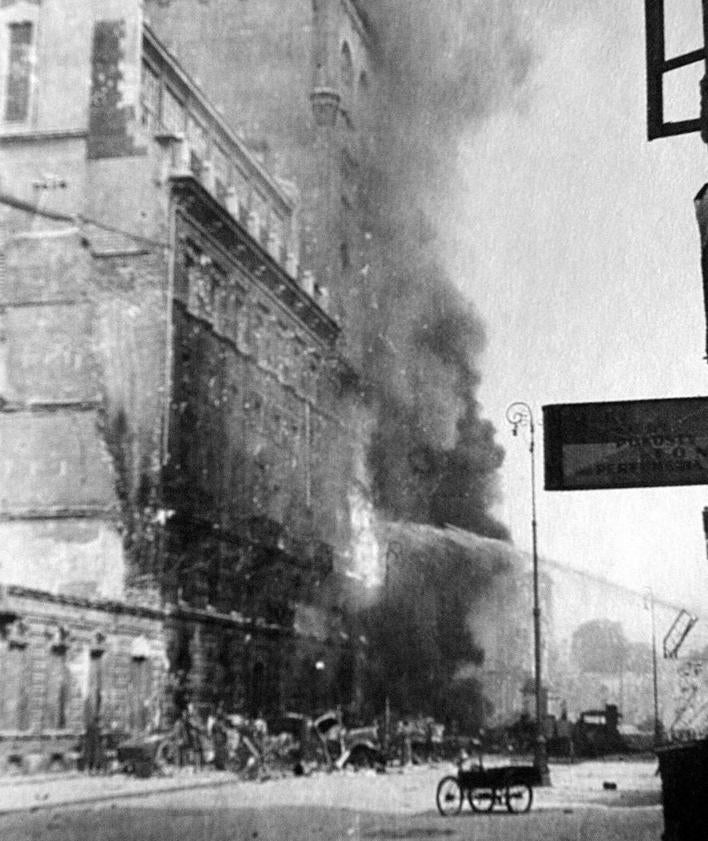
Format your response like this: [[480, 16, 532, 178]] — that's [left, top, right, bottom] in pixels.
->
[[436, 753, 542, 816], [313, 711, 385, 771], [572, 705, 627, 757], [116, 731, 177, 777]]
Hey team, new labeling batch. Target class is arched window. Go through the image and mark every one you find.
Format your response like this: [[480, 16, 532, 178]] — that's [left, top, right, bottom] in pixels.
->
[[358, 70, 369, 97], [340, 41, 353, 90]]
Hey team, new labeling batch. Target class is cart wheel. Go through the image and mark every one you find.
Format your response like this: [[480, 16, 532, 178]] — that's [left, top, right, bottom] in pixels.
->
[[436, 775, 463, 816], [506, 782, 533, 814], [468, 786, 496, 813], [154, 740, 177, 774]]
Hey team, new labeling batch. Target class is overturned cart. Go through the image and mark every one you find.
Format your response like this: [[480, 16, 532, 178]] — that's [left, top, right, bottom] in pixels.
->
[[436, 759, 542, 816]]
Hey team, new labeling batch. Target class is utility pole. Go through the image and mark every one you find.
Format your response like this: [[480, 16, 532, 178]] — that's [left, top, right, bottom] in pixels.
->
[[506, 401, 550, 786], [644, 588, 662, 746]]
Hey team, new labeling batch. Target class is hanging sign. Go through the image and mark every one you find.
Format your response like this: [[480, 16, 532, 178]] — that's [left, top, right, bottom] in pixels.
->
[[543, 396, 708, 491]]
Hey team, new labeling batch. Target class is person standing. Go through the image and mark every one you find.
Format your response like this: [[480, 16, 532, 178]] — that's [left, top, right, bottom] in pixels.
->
[[186, 702, 205, 770], [211, 704, 228, 771], [83, 713, 103, 774]]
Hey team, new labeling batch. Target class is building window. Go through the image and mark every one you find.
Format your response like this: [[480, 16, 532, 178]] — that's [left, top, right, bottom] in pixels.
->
[[340, 241, 350, 270], [0, 640, 31, 731], [140, 60, 161, 133], [340, 41, 353, 90], [212, 144, 229, 202], [221, 279, 246, 344], [187, 114, 209, 178], [161, 85, 185, 136], [250, 191, 269, 246], [270, 211, 286, 262], [44, 644, 70, 730], [250, 305, 270, 361], [358, 70, 369, 115], [5, 22, 33, 122], [128, 657, 153, 733], [232, 167, 250, 223]]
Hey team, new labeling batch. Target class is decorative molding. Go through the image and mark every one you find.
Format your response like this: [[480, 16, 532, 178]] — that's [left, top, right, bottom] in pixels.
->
[[0, 129, 87, 146], [170, 175, 339, 345], [90, 630, 106, 656], [4, 618, 30, 648], [45, 623, 71, 652]]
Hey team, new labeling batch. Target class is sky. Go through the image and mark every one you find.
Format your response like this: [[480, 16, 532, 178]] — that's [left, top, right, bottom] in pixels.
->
[[440, 0, 708, 613]]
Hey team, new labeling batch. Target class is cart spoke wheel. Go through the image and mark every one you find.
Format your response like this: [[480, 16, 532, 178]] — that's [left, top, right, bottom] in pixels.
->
[[154, 740, 177, 774], [436, 775, 463, 816], [469, 786, 496, 813], [506, 782, 533, 814]]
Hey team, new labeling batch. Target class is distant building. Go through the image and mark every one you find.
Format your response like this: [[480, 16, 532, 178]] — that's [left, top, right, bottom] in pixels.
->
[[0, 0, 364, 770]]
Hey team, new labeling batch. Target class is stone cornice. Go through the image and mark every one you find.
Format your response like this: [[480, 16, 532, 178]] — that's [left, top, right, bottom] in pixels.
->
[[170, 174, 339, 346], [0, 129, 87, 145], [143, 24, 294, 217], [0, 584, 339, 641]]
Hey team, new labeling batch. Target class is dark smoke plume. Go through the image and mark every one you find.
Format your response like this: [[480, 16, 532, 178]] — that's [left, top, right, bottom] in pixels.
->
[[358, 524, 517, 727], [348, 2, 537, 724], [357, 1, 535, 539]]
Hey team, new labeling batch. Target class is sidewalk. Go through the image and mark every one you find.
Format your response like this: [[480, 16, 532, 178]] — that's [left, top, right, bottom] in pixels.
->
[[0, 768, 236, 815]]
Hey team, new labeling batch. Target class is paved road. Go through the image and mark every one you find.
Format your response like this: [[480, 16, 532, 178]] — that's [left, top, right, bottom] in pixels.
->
[[0, 760, 664, 841]]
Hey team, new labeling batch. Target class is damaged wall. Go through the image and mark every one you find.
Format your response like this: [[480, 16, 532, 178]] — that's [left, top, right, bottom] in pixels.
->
[[161, 194, 343, 623], [0, 200, 170, 595]]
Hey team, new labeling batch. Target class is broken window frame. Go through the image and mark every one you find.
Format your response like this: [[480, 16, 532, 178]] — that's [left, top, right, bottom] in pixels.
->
[[645, 0, 708, 139]]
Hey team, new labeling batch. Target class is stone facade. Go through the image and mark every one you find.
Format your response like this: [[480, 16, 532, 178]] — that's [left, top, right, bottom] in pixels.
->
[[0, 0, 363, 770], [0, 585, 165, 773], [144, 0, 377, 369]]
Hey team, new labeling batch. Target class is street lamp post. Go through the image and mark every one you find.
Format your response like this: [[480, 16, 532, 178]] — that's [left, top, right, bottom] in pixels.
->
[[644, 588, 662, 746], [506, 401, 551, 785]]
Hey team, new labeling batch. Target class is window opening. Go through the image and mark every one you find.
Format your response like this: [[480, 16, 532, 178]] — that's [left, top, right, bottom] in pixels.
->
[[5, 22, 33, 122], [44, 643, 70, 730], [340, 41, 354, 90], [162, 85, 185, 136]]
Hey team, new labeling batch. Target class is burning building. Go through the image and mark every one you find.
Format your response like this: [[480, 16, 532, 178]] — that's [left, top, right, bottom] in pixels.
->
[[0, 0, 520, 770], [0, 0, 365, 769]]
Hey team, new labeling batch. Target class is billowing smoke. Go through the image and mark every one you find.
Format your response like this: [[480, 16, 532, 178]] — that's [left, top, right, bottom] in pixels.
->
[[357, 523, 520, 726], [356, 1, 536, 539], [346, 2, 538, 724]]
